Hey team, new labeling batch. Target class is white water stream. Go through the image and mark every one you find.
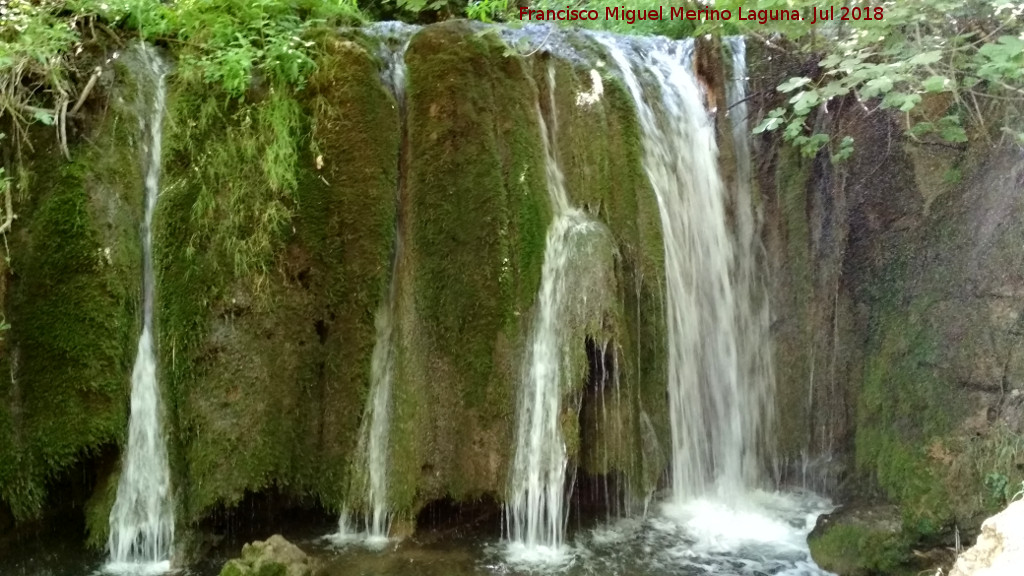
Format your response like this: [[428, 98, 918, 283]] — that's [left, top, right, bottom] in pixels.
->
[[332, 23, 416, 549], [506, 65, 594, 561], [106, 44, 175, 574], [598, 34, 771, 503]]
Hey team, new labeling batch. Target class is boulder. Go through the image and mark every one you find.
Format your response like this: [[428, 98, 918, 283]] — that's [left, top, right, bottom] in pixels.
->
[[219, 535, 318, 576], [949, 500, 1024, 576], [808, 504, 910, 576]]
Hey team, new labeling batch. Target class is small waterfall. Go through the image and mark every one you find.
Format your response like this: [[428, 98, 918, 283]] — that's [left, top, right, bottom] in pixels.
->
[[107, 44, 174, 570], [506, 66, 589, 557], [598, 35, 773, 502], [724, 35, 777, 489], [334, 23, 416, 547], [352, 298, 397, 545]]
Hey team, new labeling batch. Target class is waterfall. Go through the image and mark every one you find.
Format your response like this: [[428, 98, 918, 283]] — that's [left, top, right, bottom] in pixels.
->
[[597, 35, 773, 502], [724, 35, 777, 490], [107, 44, 174, 571], [506, 65, 590, 557], [334, 23, 416, 547]]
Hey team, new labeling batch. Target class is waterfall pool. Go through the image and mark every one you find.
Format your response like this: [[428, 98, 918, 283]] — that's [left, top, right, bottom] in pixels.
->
[[2, 490, 834, 576]]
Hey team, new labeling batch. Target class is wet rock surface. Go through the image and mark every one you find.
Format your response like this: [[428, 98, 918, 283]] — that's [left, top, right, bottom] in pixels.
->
[[219, 535, 319, 576]]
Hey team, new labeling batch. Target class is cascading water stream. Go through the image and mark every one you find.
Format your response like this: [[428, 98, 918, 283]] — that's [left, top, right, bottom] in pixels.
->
[[506, 66, 591, 558], [724, 35, 778, 487], [107, 44, 174, 572], [597, 34, 772, 502], [334, 23, 416, 547]]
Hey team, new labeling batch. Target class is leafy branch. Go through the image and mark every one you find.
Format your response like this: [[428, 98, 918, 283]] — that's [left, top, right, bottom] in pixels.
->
[[744, 0, 1024, 159]]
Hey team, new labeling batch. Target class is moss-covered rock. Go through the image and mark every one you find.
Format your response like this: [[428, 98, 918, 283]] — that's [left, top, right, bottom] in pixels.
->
[[388, 20, 550, 518], [0, 61, 143, 522], [540, 54, 669, 498], [155, 35, 399, 525], [219, 534, 318, 576], [808, 505, 913, 576]]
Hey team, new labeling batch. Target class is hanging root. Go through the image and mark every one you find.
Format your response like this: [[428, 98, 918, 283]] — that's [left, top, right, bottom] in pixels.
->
[[69, 67, 102, 117], [0, 176, 14, 236]]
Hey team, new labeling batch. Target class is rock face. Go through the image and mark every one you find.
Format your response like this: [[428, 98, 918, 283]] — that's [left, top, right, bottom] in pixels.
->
[[0, 22, 674, 544], [950, 500, 1024, 576], [219, 535, 318, 576], [807, 505, 909, 576], [752, 38, 1024, 574]]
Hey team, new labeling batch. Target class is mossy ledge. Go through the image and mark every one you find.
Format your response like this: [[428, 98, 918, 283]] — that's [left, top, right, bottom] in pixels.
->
[[0, 59, 143, 527], [154, 35, 398, 531], [1, 21, 689, 545]]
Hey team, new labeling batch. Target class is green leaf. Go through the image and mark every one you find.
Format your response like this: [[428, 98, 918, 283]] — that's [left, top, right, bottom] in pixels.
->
[[819, 80, 848, 99], [908, 50, 943, 66], [899, 94, 922, 112], [32, 109, 55, 126], [789, 90, 820, 114], [753, 116, 783, 134], [832, 135, 855, 164], [784, 119, 804, 140], [979, 36, 1024, 62], [940, 124, 968, 143], [820, 54, 842, 68], [921, 76, 949, 92], [778, 76, 812, 93], [861, 76, 894, 99]]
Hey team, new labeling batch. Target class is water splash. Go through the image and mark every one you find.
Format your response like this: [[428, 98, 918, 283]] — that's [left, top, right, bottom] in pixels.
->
[[107, 43, 174, 573], [597, 34, 773, 501]]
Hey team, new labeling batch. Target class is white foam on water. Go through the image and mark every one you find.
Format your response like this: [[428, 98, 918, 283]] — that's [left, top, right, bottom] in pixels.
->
[[101, 561, 173, 576]]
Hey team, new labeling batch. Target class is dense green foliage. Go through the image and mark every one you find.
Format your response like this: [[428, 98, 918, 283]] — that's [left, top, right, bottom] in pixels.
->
[[3, 0, 1022, 171]]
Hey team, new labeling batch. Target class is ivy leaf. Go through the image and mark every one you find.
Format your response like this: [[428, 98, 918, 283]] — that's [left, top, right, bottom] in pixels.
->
[[979, 36, 1024, 62], [861, 76, 894, 99], [962, 76, 981, 88], [753, 116, 783, 134], [32, 109, 55, 126], [778, 76, 812, 93], [820, 80, 848, 99], [921, 76, 949, 92], [899, 94, 922, 112], [789, 90, 820, 114], [908, 50, 943, 66], [832, 136, 855, 164], [910, 121, 936, 137], [784, 119, 804, 140], [820, 54, 842, 68]]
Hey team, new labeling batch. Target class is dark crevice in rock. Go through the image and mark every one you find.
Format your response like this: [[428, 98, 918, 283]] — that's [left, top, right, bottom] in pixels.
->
[[413, 496, 502, 540], [584, 336, 615, 394], [569, 470, 628, 532], [195, 488, 335, 555], [314, 319, 328, 344]]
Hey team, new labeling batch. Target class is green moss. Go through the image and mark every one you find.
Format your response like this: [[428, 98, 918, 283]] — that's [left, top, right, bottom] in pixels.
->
[[767, 145, 816, 460], [855, 289, 959, 528], [389, 21, 550, 517], [305, 37, 401, 510], [536, 55, 668, 499], [156, 36, 397, 523], [219, 560, 247, 576], [84, 465, 119, 550], [0, 96, 142, 520], [809, 523, 912, 576]]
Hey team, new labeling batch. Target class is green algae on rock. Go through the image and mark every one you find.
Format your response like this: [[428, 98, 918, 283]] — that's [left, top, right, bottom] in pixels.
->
[[0, 64, 144, 523], [155, 36, 399, 526]]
